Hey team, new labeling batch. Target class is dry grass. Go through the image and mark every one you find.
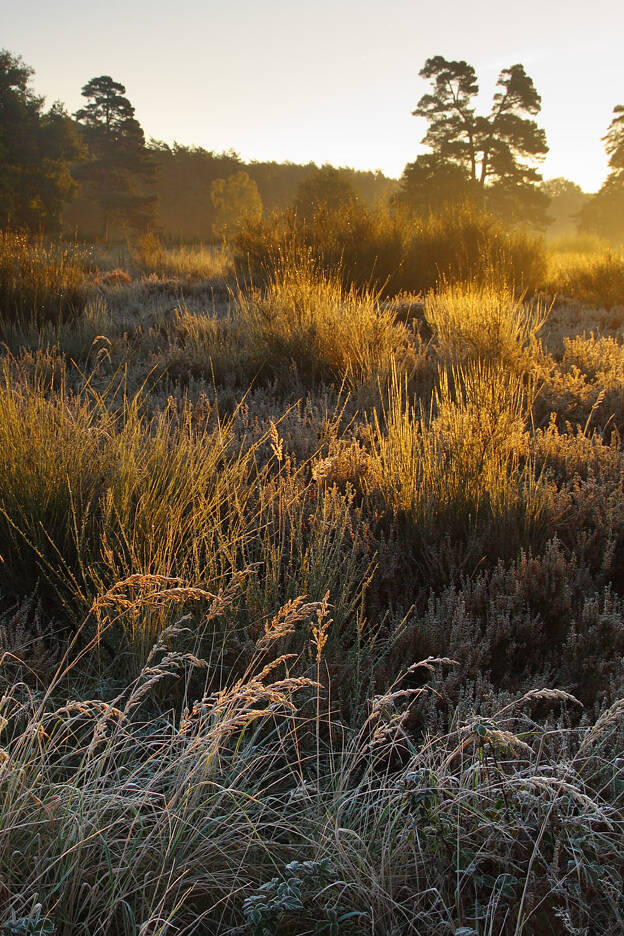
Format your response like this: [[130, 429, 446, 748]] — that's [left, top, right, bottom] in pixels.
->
[[0, 232, 90, 324], [424, 282, 548, 367], [236, 254, 410, 387], [545, 239, 624, 308], [1, 602, 623, 934], [130, 233, 232, 280], [235, 202, 548, 296], [366, 361, 549, 576], [1, 231, 624, 933]]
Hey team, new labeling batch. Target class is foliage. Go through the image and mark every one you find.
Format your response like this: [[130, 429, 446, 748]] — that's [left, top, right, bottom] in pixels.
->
[[0, 50, 82, 232], [399, 202, 547, 292], [74, 76, 156, 240], [235, 201, 547, 296], [211, 170, 263, 239], [541, 177, 589, 236], [393, 153, 476, 215], [411, 55, 549, 226], [578, 105, 624, 243], [141, 144, 396, 242], [293, 165, 360, 221]]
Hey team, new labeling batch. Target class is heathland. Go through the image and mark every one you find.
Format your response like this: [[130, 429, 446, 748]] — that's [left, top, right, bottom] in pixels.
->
[[0, 206, 624, 934]]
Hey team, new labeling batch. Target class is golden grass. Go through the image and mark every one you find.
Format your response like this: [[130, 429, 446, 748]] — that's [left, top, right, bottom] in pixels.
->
[[130, 233, 232, 279], [367, 361, 548, 572], [0, 231, 90, 324], [236, 254, 410, 387], [1, 233, 624, 933], [545, 242, 624, 308], [424, 281, 548, 367]]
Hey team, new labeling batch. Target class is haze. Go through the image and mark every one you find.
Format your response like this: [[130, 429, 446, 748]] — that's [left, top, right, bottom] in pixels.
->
[[2, 0, 622, 191]]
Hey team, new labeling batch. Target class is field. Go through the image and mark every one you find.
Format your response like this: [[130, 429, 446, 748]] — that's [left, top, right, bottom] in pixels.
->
[[1, 223, 624, 935]]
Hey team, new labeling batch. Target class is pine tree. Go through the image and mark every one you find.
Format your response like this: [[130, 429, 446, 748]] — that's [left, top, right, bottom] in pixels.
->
[[75, 76, 156, 240], [410, 56, 549, 225], [578, 106, 624, 243]]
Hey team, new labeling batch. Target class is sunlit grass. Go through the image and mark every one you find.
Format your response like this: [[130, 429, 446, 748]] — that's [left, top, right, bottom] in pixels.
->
[[424, 281, 548, 367], [366, 360, 548, 574], [2, 230, 624, 933], [130, 233, 232, 279], [0, 231, 90, 324], [236, 253, 410, 387], [545, 238, 624, 307]]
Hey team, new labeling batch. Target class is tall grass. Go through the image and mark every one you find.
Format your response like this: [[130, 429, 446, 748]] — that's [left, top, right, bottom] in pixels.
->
[[3, 232, 624, 934], [424, 282, 548, 367], [0, 232, 90, 324], [129, 232, 231, 279], [236, 254, 409, 387], [0, 364, 255, 634], [0, 355, 373, 668], [367, 361, 548, 573], [546, 245, 624, 308], [1, 597, 623, 934]]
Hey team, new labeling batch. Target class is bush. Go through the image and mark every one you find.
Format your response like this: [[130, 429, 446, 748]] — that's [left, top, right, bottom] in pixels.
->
[[234, 202, 547, 297], [399, 202, 547, 294]]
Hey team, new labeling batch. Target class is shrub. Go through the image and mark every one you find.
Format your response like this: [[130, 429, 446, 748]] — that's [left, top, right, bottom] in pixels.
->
[[399, 201, 547, 294], [234, 202, 547, 297]]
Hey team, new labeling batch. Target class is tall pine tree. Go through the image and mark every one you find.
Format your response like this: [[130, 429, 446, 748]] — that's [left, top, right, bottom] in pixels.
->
[[407, 56, 549, 225], [75, 76, 156, 240]]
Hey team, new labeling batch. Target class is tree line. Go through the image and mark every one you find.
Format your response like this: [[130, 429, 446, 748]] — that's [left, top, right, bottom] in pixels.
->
[[1, 47, 623, 242]]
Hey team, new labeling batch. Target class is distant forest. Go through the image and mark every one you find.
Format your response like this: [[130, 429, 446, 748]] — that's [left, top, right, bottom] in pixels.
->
[[65, 144, 398, 242], [2, 47, 623, 244]]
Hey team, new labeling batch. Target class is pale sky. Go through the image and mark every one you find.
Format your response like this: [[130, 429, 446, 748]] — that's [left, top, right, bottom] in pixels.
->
[[2, 0, 622, 192]]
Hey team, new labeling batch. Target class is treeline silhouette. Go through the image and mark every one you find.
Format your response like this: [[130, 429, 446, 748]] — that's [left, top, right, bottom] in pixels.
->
[[65, 143, 398, 242], [1, 46, 623, 244]]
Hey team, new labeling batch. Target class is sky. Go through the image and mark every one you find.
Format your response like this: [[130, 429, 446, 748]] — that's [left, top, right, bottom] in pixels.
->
[[2, 0, 622, 192]]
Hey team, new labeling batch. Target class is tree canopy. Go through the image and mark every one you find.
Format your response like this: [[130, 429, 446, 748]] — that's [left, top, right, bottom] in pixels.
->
[[407, 56, 549, 225], [540, 178, 589, 236], [210, 171, 262, 238], [74, 76, 156, 240], [578, 105, 624, 243], [0, 49, 82, 231], [393, 153, 475, 215], [293, 166, 360, 221]]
